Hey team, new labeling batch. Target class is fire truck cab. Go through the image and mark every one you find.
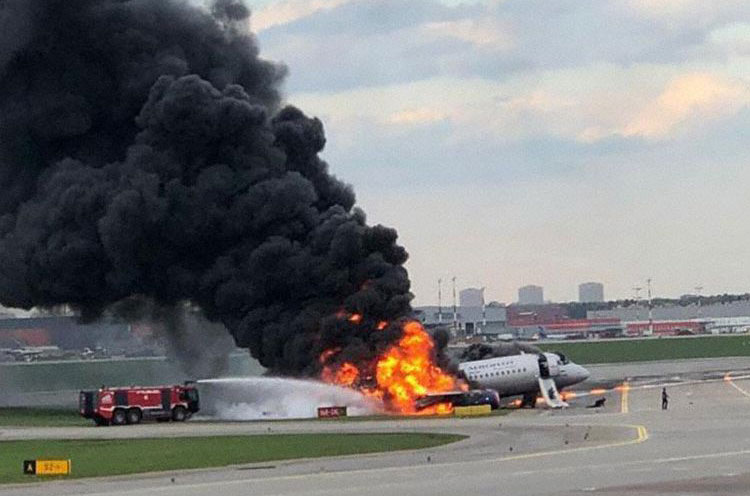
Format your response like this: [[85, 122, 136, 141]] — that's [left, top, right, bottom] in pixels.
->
[[79, 383, 200, 426]]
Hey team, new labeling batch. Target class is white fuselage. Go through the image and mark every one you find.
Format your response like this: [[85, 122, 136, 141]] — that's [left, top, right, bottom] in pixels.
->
[[458, 352, 590, 398]]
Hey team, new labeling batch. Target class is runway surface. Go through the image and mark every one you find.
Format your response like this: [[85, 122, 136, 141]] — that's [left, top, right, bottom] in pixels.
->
[[3, 357, 750, 495]]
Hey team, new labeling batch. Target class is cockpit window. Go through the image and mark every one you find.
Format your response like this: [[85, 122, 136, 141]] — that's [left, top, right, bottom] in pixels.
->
[[555, 352, 569, 364]]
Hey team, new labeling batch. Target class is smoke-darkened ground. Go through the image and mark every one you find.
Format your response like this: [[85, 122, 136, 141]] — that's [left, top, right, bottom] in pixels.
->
[[0, 0, 412, 377]]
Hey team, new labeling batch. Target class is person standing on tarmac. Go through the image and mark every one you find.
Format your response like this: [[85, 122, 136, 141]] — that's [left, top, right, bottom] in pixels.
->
[[662, 387, 669, 410]]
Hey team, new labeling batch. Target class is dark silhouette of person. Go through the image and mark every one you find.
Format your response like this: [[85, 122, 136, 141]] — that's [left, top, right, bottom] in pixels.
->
[[662, 387, 669, 410]]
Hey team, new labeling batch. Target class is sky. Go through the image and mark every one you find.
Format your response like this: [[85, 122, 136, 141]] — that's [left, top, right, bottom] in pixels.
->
[[246, 0, 750, 305]]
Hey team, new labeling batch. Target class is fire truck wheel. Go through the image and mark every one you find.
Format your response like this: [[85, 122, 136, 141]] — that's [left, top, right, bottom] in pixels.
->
[[111, 408, 127, 426], [126, 408, 142, 425], [172, 406, 188, 422]]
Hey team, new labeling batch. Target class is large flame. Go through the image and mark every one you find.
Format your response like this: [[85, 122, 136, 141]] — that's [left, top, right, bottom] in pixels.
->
[[320, 319, 462, 415]]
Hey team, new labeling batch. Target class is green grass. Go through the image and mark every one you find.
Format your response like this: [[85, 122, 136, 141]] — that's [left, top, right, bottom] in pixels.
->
[[537, 334, 750, 364], [0, 408, 88, 427], [0, 433, 466, 484], [0, 354, 264, 393]]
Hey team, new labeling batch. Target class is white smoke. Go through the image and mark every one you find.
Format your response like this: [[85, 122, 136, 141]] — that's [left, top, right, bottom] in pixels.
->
[[197, 377, 383, 420]]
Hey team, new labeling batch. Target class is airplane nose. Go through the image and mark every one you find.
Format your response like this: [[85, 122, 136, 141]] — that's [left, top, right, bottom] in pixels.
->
[[578, 365, 590, 382]]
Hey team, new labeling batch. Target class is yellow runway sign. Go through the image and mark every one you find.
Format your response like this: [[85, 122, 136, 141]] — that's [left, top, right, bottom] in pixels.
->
[[23, 459, 71, 476], [454, 404, 492, 416]]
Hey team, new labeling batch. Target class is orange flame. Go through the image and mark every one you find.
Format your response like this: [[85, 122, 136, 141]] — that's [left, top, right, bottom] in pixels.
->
[[348, 313, 363, 324], [320, 320, 461, 415], [323, 362, 359, 386], [376, 321, 388, 331], [319, 348, 340, 364]]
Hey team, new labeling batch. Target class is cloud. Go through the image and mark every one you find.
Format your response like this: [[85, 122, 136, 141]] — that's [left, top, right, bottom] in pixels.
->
[[250, 0, 353, 32], [624, 73, 750, 138], [389, 107, 448, 125], [256, 0, 526, 92], [626, 0, 748, 24], [250, 0, 750, 301], [361, 154, 750, 305], [256, 0, 750, 93], [419, 18, 513, 49], [577, 73, 750, 142]]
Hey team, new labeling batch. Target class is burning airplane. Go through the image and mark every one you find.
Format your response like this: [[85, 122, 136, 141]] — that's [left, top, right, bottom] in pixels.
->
[[0, 0, 461, 413]]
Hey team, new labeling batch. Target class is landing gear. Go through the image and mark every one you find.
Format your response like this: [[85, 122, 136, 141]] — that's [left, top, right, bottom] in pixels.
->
[[520, 393, 536, 409]]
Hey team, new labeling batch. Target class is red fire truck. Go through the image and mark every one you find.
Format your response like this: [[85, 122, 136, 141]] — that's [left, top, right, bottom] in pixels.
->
[[79, 383, 200, 426]]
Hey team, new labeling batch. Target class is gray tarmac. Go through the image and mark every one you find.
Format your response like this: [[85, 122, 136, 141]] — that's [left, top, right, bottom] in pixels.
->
[[3, 357, 750, 496]]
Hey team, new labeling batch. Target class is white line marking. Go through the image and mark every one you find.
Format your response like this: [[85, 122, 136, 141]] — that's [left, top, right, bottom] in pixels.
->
[[725, 372, 750, 398], [73, 424, 649, 496]]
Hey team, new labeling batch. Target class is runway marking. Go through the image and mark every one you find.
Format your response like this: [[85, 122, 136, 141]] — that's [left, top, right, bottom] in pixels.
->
[[563, 372, 750, 407], [724, 372, 750, 399], [72, 424, 650, 496], [620, 381, 630, 414]]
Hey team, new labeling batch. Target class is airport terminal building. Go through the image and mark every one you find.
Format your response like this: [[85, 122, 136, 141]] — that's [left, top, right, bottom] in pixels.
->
[[414, 305, 508, 338]]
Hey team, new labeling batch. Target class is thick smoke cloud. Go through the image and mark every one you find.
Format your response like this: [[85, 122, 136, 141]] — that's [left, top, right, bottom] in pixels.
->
[[0, 0, 412, 376]]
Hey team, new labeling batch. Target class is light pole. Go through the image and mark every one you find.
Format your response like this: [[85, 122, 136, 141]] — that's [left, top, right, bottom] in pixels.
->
[[647, 278, 653, 336], [695, 285, 703, 319], [438, 278, 443, 324], [481, 287, 486, 331], [452, 277, 458, 337], [633, 286, 642, 320]]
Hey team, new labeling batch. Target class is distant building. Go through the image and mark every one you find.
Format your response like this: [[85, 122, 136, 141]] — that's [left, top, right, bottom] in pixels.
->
[[506, 304, 567, 326], [518, 285, 544, 305], [625, 320, 705, 337], [579, 282, 604, 303], [414, 305, 507, 338], [512, 318, 624, 340], [588, 300, 750, 322], [0, 316, 131, 349], [459, 288, 484, 308]]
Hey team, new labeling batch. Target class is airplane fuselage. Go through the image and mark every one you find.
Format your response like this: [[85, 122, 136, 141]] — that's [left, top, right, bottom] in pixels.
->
[[458, 352, 590, 398]]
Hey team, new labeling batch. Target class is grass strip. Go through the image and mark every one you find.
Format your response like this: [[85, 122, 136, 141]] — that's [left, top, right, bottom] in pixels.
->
[[0, 408, 88, 427], [0, 433, 465, 484], [538, 335, 750, 364]]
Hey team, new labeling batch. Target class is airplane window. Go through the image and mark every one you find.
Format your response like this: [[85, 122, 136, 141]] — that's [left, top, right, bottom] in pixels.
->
[[556, 352, 569, 364]]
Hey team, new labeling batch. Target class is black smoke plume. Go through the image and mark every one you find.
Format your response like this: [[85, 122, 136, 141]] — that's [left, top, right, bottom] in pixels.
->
[[0, 0, 412, 376]]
